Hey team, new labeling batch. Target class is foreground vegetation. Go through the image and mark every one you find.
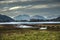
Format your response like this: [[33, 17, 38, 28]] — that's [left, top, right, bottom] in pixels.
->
[[0, 29, 60, 40]]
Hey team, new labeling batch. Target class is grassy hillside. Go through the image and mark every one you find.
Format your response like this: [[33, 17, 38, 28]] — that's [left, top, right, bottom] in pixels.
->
[[0, 29, 60, 40]]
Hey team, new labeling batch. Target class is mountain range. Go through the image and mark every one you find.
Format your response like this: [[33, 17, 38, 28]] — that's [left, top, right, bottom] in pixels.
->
[[14, 15, 46, 22], [31, 15, 46, 20], [0, 14, 60, 22], [14, 14, 60, 22]]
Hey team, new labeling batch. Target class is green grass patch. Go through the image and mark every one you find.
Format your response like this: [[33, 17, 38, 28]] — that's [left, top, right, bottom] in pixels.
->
[[0, 29, 60, 40]]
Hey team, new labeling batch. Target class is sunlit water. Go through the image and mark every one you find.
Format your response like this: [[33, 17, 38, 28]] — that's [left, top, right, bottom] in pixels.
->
[[0, 22, 59, 29], [0, 22, 60, 24]]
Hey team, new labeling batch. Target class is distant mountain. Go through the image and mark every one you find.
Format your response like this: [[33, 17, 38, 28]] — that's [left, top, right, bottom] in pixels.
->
[[56, 17, 60, 19], [31, 15, 46, 20], [30, 15, 46, 22], [46, 16, 58, 20], [51, 16, 60, 21], [14, 14, 30, 22], [0, 14, 15, 22]]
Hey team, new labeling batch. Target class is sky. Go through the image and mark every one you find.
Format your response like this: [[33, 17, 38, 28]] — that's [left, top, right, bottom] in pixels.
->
[[0, 0, 60, 18]]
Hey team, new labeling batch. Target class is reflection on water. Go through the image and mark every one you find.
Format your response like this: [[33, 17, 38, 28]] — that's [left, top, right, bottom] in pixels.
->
[[16, 25, 47, 29], [16, 25, 32, 28], [40, 27, 47, 30]]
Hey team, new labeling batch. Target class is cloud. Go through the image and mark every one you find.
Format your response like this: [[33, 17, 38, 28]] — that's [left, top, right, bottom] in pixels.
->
[[0, 3, 60, 12], [29, 5, 48, 9], [9, 6, 22, 10], [0, 0, 60, 4], [8, 3, 60, 11], [0, 1, 15, 4], [28, 4, 60, 9], [0, 0, 32, 4], [0, 0, 60, 17], [0, 5, 32, 12], [9, 5, 32, 10], [0, 7, 9, 12]]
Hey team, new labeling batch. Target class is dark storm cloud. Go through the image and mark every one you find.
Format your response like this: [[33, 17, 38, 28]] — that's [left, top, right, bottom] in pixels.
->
[[0, 0, 60, 17], [0, 0, 60, 9]]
